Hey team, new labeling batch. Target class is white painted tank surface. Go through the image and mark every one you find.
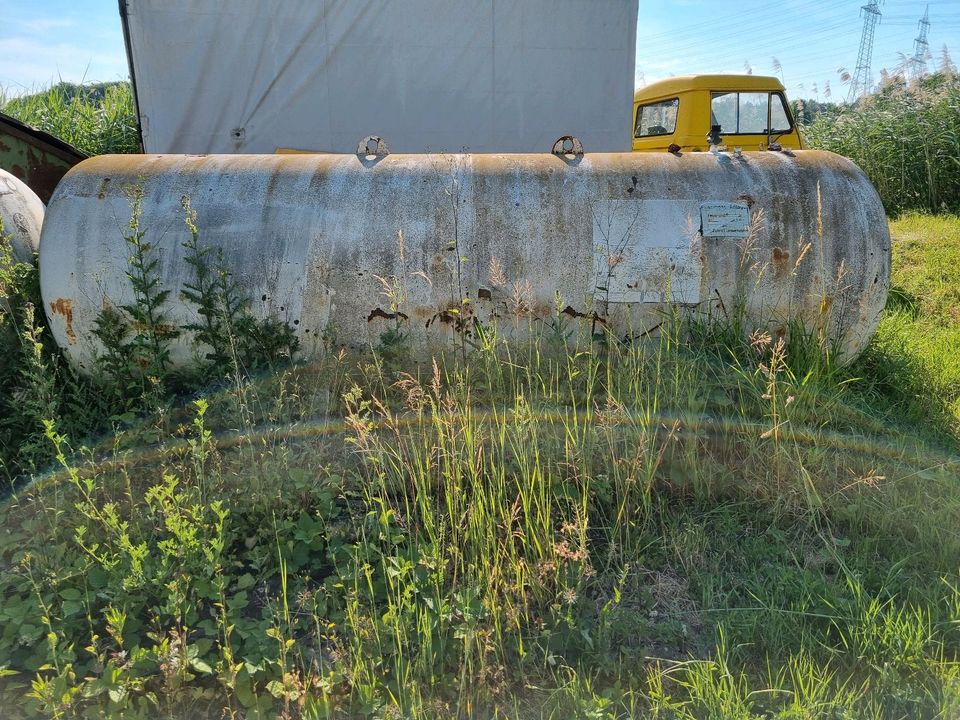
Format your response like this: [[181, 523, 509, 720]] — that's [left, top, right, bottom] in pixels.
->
[[1, 168, 43, 264], [40, 149, 890, 373]]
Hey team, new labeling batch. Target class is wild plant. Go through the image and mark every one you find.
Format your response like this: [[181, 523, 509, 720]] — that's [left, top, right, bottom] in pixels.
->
[[90, 184, 179, 410], [12, 304, 62, 466], [120, 185, 179, 378], [372, 232, 414, 369], [179, 195, 298, 380]]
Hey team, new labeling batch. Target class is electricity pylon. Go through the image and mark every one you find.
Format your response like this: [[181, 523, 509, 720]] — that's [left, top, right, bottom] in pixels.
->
[[909, 5, 931, 79], [847, 0, 883, 103]]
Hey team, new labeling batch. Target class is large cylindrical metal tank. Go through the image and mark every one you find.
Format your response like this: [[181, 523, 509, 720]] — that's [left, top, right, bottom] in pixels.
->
[[40, 150, 889, 373], [1, 167, 43, 264]]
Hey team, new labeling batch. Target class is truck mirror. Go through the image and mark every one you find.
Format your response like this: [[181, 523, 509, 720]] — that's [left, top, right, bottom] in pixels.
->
[[707, 125, 723, 147]]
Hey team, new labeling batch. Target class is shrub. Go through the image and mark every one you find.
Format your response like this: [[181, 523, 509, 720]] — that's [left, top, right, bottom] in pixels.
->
[[803, 69, 960, 215]]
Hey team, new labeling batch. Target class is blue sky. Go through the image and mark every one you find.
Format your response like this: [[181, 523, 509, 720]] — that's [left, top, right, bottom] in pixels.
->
[[1, 0, 958, 101]]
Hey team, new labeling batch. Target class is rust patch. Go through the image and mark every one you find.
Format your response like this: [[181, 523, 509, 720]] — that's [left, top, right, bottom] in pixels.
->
[[131, 322, 178, 335], [561, 306, 607, 325], [426, 307, 473, 333], [434, 309, 458, 325], [49, 298, 76, 343], [772, 247, 790, 279], [367, 307, 409, 323]]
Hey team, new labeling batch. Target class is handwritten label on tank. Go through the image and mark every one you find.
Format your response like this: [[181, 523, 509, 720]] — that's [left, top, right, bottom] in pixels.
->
[[699, 202, 751, 238], [593, 199, 702, 304]]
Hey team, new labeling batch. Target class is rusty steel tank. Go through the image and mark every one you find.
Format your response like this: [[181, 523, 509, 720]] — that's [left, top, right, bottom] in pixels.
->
[[1, 167, 43, 264], [39, 144, 890, 373]]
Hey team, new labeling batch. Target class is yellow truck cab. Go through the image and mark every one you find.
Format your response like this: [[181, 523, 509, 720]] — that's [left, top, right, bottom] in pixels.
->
[[632, 75, 803, 153]]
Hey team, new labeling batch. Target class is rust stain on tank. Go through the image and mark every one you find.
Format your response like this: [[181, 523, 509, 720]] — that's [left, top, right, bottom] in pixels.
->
[[49, 298, 76, 343], [561, 306, 608, 325], [131, 321, 178, 335], [427, 308, 468, 331], [367, 307, 409, 322], [772, 247, 790, 279]]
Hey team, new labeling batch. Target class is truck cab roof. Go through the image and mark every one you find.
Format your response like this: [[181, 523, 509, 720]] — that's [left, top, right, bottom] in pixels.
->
[[634, 75, 786, 103]]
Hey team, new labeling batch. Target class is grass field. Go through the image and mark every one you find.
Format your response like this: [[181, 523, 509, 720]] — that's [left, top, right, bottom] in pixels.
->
[[0, 213, 959, 719], [861, 214, 960, 433]]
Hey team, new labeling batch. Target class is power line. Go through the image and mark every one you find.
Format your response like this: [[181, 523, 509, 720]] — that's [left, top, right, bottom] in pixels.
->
[[636, 0, 845, 45], [638, 18, 852, 67]]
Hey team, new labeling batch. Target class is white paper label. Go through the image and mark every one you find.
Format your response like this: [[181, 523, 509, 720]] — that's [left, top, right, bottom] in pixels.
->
[[700, 202, 751, 238], [592, 199, 702, 304]]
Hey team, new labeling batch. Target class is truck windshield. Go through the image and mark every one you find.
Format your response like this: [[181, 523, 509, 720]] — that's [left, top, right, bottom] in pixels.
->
[[635, 98, 679, 137], [710, 92, 792, 135]]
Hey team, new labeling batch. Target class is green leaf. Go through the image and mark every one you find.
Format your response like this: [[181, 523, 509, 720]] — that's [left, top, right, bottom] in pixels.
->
[[236, 573, 256, 590], [190, 657, 213, 674]]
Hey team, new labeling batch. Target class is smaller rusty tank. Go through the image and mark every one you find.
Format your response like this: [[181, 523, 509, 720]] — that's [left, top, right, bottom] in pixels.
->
[[0, 167, 43, 264]]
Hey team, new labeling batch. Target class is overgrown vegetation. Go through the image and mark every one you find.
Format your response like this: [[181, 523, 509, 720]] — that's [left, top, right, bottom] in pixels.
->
[[802, 69, 960, 215], [0, 189, 298, 479], [1, 202, 960, 716], [0, 81, 139, 155]]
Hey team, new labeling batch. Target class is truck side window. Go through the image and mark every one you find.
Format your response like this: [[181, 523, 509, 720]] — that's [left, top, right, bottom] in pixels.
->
[[738, 93, 768, 134], [710, 92, 737, 135], [635, 98, 679, 138], [770, 93, 792, 133]]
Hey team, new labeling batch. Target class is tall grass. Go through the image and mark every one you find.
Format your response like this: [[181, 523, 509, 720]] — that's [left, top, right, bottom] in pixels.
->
[[1, 266, 959, 716], [802, 69, 960, 215], [0, 81, 140, 155]]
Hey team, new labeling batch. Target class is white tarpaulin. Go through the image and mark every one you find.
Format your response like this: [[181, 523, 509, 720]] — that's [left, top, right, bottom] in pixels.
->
[[121, 0, 638, 154]]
